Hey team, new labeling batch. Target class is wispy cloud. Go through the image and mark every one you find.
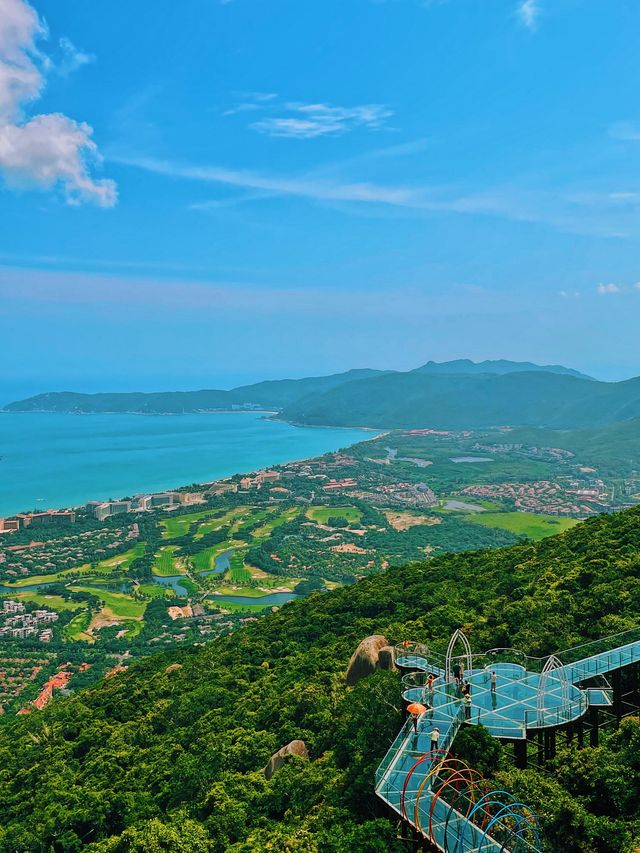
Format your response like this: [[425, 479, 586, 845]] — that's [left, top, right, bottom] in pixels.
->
[[597, 282, 622, 295], [609, 121, 640, 142], [517, 0, 541, 30], [112, 150, 640, 240], [57, 36, 95, 77], [224, 92, 393, 138], [0, 0, 115, 206], [252, 102, 393, 139], [114, 154, 419, 206]]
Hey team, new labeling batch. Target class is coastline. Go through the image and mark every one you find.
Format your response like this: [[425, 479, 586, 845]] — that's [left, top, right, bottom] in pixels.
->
[[0, 412, 373, 518]]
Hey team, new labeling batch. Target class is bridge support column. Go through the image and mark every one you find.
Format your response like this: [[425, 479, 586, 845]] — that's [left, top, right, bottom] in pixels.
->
[[514, 738, 527, 769], [537, 732, 544, 764], [565, 722, 574, 744], [589, 707, 599, 747], [612, 668, 623, 724], [576, 717, 584, 748], [543, 729, 556, 761]]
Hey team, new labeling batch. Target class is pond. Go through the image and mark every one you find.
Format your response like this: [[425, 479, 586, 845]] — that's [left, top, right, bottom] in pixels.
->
[[443, 500, 487, 512], [197, 549, 234, 577], [449, 456, 494, 464], [210, 591, 300, 608], [153, 575, 191, 597]]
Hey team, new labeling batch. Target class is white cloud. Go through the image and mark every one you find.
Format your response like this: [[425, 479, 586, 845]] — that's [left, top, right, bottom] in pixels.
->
[[559, 290, 580, 298], [224, 93, 393, 139], [517, 0, 540, 30], [253, 102, 393, 138], [58, 36, 94, 77], [596, 283, 621, 295], [0, 0, 115, 206], [116, 154, 417, 207]]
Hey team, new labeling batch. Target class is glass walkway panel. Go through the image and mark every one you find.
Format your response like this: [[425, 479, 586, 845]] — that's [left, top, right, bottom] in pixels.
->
[[376, 626, 640, 852]]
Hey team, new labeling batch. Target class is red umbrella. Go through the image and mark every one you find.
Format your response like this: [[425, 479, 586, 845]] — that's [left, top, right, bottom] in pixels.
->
[[407, 702, 427, 716]]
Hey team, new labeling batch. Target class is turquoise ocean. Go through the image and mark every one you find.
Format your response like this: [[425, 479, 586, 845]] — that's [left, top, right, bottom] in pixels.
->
[[0, 411, 370, 517]]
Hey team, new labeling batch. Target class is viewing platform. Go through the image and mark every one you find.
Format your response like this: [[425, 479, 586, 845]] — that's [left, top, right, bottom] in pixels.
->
[[375, 626, 640, 852]]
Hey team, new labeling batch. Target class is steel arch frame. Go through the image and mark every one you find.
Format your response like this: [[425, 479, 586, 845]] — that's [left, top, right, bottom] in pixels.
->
[[446, 628, 473, 682], [537, 654, 570, 720], [477, 805, 540, 853], [429, 765, 486, 847], [442, 779, 492, 853], [412, 758, 475, 836], [412, 757, 470, 830], [459, 791, 541, 853], [400, 749, 449, 821]]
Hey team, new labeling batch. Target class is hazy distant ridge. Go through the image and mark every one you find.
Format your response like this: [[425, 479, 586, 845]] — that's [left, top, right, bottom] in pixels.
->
[[282, 370, 640, 430], [412, 358, 592, 379], [7, 359, 637, 431]]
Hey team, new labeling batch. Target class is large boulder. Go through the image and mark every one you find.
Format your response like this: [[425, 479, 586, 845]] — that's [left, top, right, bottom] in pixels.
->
[[346, 634, 393, 686], [377, 645, 396, 672], [264, 739, 309, 780]]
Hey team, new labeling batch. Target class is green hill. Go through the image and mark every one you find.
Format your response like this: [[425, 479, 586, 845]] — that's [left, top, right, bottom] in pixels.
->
[[505, 417, 640, 477], [282, 371, 640, 429], [2, 369, 388, 414], [0, 508, 639, 851], [413, 358, 593, 379]]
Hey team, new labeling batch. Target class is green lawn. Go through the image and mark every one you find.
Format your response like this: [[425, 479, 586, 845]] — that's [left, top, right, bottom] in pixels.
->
[[64, 611, 93, 643], [195, 507, 252, 538], [161, 509, 218, 539], [228, 552, 252, 585], [192, 540, 245, 572], [152, 546, 184, 576], [99, 543, 146, 570], [11, 591, 84, 611], [177, 578, 199, 597], [68, 586, 147, 619], [306, 506, 363, 525], [138, 584, 169, 600], [252, 507, 299, 540], [466, 511, 579, 541]]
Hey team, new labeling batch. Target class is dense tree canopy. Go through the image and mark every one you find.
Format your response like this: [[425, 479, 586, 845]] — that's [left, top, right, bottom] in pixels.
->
[[0, 508, 639, 851]]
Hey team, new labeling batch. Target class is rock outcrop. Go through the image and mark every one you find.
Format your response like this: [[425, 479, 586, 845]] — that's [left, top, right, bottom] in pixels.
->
[[377, 645, 396, 672], [345, 634, 395, 686], [264, 739, 309, 780]]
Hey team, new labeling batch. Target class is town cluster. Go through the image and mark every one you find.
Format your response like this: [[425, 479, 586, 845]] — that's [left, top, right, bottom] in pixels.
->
[[0, 523, 140, 580], [0, 600, 59, 642], [462, 480, 608, 517]]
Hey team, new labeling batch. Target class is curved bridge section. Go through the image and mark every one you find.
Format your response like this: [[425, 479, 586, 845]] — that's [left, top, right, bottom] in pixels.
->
[[377, 626, 640, 852]]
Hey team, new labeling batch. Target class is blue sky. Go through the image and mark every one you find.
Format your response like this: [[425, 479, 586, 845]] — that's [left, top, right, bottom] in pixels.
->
[[1, 0, 639, 395]]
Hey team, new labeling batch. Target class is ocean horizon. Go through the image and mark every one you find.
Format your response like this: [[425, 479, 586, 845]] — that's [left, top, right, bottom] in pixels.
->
[[0, 411, 370, 517]]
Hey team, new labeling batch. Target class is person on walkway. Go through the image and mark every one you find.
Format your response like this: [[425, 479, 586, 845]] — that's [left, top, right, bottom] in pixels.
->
[[452, 661, 461, 682], [430, 726, 440, 752], [427, 673, 435, 694], [490, 671, 497, 693], [462, 679, 471, 696], [464, 692, 472, 720], [412, 712, 419, 734]]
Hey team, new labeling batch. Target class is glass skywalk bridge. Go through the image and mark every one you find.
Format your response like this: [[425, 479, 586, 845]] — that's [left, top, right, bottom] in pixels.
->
[[375, 626, 640, 852]]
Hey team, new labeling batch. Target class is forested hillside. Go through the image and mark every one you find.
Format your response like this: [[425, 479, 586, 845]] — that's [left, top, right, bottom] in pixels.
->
[[282, 371, 640, 429], [2, 369, 387, 414], [0, 508, 639, 852]]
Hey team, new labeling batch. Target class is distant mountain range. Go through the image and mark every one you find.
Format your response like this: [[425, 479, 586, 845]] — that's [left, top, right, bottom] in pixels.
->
[[413, 358, 592, 380], [6, 359, 639, 430]]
